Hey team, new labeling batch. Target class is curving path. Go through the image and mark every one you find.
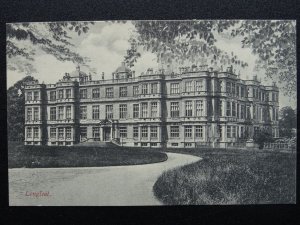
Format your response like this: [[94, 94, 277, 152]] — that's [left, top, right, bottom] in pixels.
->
[[9, 153, 201, 206]]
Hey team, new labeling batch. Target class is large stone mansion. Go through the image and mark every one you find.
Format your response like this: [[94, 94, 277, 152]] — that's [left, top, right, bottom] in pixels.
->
[[24, 63, 279, 148]]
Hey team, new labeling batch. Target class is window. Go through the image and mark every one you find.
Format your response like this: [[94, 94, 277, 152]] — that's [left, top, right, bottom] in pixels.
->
[[227, 126, 231, 138], [106, 87, 114, 98], [133, 104, 139, 118], [80, 127, 87, 139], [195, 100, 204, 116], [185, 143, 192, 147], [151, 143, 157, 147], [185, 126, 192, 138], [119, 104, 127, 119], [171, 143, 178, 147], [226, 101, 231, 116], [133, 127, 139, 138], [80, 89, 87, 99], [33, 107, 39, 120], [119, 87, 127, 97], [237, 103, 240, 119], [185, 81, 193, 92], [27, 92, 32, 101], [170, 83, 180, 94], [218, 125, 222, 139], [226, 82, 231, 94], [50, 91, 56, 101], [92, 105, 100, 119], [50, 107, 56, 120], [50, 127, 56, 139], [151, 102, 158, 117], [34, 91, 39, 100], [66, 89, 71, 99], [232, 126, 236, 138], [119, 127, 127, 138], [141, 126, 148, 138], [92, 88, 100, 98], [33, 127, 39, 138], [195, 80, 204, 92], [26, 127, 32, 138], [241, 86, 245, 98], [185, 101, 193, 117], [150, 83, 158, 94], [66, 127, 72, 139], [236, 85, 239, 97], [170, 126, 179, 138], [142, 84, 148, 94], [232, 83, 235, 95], [105, 105, 113, 119], [195, 125, 203, 138], [66, 106, 72, 119], [219, 101, 222, 116], [133, 86, 139, 96], [253, 105, 256, 120], [58, 106, 64, 120], [92, 127, 100, 140], [150, 126, 158, 138], [170, 102, 179, 118], [27, 108, 32, 121], [80, 106, 87, 119], [58, 90, 64, 99], [141, 143, 148, 147], [232, 102, 236, 117], [141, 102, 148, 118], [241, 105, 245, 119]]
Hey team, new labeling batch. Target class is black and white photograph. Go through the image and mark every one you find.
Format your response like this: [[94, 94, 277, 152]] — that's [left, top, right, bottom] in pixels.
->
[[7, 20, 296, 206]]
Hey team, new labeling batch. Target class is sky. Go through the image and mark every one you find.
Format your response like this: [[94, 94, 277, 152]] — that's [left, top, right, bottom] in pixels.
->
[[6, 21, 296, 109]]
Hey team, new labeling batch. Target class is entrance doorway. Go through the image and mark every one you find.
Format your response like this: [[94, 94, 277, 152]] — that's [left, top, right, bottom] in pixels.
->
[[103, 127, 111, 141]]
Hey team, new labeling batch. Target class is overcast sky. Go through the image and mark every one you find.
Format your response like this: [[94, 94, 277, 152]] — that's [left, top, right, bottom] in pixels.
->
[[6, 21, 296, 109]]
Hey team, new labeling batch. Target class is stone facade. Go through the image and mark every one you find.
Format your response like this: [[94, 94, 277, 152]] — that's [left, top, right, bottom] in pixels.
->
[[24, 63, 279, 148]]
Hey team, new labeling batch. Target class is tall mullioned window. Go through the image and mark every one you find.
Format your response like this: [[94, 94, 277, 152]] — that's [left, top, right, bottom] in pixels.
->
[[58, 106, 64, 120], [119, 87, 127, 97], [170, 126, 179, 138], [80, 106, 87, 119], [66, 106, 72, 119], [50, 127, 56, 139], [106, 87, 114, 98], [151, 102, 158, 117], [141, 102, 148, 118], [92, 88, 100, 98], [226, 82, 231, 94], [80, 127, 87, 139], [150, 83, 158, 94], [119, 127, 127, 138], [65, 127, 72, 139], [92, 127, 100, 140], [50, 107, 56, 120], [119, 104, 127, 119], [58, 90, 64, 99], [66, 89, 71, 99], [184, 126, 192, 138], [33, 127, 39, 138], [232, 102, 236, 117], [170, 83, 180, 94], [133, 127, 139, 138], [150, 126, 158, 138], [141, 126, 148, 138], [237, 103, 240, 119], [80, 89, 87, 99], [133, 104, 139, 118], [195, 100, 204, 116], [226, 101, 231, 116], [185, 101, 193, 117], [92, 105, 100, 119], [227, 126, 231, 138], [142, 84, 148, 94], [232, 126, 236, 138], [27, 108, 32, 121], [195, 125, 203, 138], [195, 80, 204, 92], [33, 107, 39, 120], [27, 92, 32, 101], [185, 81, 193, 92], [170, 102, 179, 118], [105, 105, 113, 119], [27, 127, 32, 138], [50, 91, 56, 101], [58, 128, 64, 139], [34, 91, 39, 100], [133, 86, 139, 96]]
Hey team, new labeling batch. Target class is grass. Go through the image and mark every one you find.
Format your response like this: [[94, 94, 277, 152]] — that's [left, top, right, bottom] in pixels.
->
[[153, 148, 296, 204], [8, 142, 168, 168]]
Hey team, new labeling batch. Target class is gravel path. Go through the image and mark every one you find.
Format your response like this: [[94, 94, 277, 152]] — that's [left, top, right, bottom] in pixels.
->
[[9, 152, 201, 206]]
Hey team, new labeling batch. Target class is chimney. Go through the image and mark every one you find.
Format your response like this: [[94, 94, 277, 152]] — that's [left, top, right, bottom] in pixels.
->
[[102, 72, 104, 80]]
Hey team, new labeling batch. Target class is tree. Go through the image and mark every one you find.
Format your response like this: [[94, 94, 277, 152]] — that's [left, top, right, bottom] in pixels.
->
[[279, 106, 296, 138], [6, 22, 94, 74], [253, 128, 274, 149], [7, 76, 37, 142], [125, 20, 296, 97]]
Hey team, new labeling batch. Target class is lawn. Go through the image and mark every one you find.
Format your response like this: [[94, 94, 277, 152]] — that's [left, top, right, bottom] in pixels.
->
[[8, 142, 168, 168], [153, 148, 296, 204]]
